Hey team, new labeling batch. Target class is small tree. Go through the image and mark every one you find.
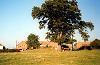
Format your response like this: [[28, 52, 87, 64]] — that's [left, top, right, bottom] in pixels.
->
[[27, 33, 40, 49]]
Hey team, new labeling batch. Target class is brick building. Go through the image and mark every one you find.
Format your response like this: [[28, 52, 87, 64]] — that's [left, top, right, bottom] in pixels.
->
[[76, 41, 90, 49], [16, 41, 27, 51]]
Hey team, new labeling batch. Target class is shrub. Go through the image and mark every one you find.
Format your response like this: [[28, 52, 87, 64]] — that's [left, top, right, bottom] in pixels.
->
[[79, 46, 92, 50], [90, 39, 100, 49], [0, 49, 20, 53]]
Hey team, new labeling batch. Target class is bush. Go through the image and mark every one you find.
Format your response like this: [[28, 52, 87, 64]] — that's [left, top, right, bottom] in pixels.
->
[[90, 39, 100, 49], [0, 50, 5, 52], [6, 49, 20, 52], [79, 46, 92, 50], [0, 49, 20, 53]]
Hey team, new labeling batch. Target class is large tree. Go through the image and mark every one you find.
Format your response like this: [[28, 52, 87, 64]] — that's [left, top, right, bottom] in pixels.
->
[[27, 33, 40, 49], [31, 0, 94, 50]]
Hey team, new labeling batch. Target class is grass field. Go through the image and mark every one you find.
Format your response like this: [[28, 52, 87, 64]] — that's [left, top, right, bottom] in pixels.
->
[[0, 48, 100, 65]]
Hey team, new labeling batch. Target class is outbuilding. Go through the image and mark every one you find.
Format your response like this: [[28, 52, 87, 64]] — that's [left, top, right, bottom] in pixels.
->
[[0, 44, 5, 50]]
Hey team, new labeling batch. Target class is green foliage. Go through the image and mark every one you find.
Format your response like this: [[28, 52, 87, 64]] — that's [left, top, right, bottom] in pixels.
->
[[27, 33, 40, 49], [90, 39, 100, 49], [32, 0, 94, 45]]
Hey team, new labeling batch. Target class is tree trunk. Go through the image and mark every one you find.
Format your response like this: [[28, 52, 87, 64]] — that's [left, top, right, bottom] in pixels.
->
[[71, 35, 74, 51], [57, 45, 62, 52], [72, 43, 73, 51]]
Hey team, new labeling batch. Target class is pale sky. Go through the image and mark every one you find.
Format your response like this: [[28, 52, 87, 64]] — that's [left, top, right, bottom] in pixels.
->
[[0, 0, 100, 48]]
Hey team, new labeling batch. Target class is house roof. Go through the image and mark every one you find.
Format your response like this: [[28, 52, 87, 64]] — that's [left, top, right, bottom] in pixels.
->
[[40, 41, 58, 48], [77, 41, 90, 45], [16, 41, 27, 46]]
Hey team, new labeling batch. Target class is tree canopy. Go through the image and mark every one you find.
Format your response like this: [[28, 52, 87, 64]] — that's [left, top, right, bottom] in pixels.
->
[[27, 33, 40, 49], [90, 39, 100, 49], [32, 0, 94, 45]]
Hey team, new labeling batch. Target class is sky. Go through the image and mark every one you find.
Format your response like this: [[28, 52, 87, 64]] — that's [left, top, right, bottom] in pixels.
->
[[0, 0, 100, 48]]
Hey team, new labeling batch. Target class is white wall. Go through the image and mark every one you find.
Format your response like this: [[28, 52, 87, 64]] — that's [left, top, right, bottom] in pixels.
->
[[0, 46, 3, 49]]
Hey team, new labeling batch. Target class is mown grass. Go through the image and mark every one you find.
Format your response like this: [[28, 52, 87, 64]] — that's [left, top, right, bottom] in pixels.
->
[[0, 48, 100, 65]]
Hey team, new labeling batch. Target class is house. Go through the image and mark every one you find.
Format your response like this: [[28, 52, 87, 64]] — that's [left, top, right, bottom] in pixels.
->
[[0, 44, 5, 50], [40, 41, 49, 48], [40, 41, 76, 50], [40, 41, 58, 49], [76, 41, 91, 50], [16, 41, 27, 51], [48, 41, 58, 48]]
